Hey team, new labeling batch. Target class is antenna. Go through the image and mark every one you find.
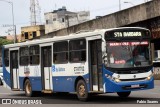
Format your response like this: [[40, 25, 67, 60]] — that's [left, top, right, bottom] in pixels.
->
[[30, 0, 41, 25], [36, 0, 42, 24]]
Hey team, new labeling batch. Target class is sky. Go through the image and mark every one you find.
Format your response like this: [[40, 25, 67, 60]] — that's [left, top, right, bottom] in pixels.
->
[[0, 0, 150, 36]]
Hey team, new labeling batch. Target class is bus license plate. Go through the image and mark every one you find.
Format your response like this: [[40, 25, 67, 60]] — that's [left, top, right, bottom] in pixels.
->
[[131, 84, 139, 88]]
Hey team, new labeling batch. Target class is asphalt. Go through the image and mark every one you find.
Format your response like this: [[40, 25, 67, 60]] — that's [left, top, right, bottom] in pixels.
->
[[0, 80, 159, 106]]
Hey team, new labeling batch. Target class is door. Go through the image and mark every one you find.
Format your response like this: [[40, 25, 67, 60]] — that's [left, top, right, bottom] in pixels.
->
[[10, 50, 19, 89], [89, 40, 103, 91], [41, 46, 52, 90]]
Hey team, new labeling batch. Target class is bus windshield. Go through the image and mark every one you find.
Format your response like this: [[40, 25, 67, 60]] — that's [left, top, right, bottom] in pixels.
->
[[106, 41, 151, 68]]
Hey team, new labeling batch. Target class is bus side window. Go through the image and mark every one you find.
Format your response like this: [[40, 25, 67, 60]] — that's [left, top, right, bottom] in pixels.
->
[[29, 45, 40, 65], [53, 41, 68, 64], [4, 49, 9, 67], [20, 47, 29, 66], [69, 39, 86, 63]]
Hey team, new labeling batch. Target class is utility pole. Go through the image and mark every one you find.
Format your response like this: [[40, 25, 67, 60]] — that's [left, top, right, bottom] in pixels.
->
[[119, 0, 121, 10], [0, 0, 16, 43], [65, 14, 70, 35], [65, 14, 70, 28]]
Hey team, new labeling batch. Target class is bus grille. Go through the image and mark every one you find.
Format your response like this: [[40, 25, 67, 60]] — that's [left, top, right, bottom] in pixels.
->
[[115, 70, 147, 74], [120, 77, 146, 82]]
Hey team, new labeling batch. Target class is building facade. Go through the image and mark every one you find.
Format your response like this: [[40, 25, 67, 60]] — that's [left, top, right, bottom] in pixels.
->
[[21, 25, 45, 42], [44, 6, 90, 34]]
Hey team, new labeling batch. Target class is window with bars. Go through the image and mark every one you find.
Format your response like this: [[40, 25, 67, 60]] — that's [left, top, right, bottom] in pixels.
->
[[69, 39, 86, 63], [20, 47, 29, 66], [29, 45, 40, 65], [53, 41, 68, 64]]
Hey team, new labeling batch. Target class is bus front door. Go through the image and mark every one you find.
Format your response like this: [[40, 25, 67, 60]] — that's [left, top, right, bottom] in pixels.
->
[[10, 50, 20, 90], [89, 40, 103, 91], [41, 46, 53, 91]]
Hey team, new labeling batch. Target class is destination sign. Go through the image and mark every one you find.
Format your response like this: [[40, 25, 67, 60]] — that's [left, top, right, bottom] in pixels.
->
[[114, 32, 142, 37], [105, 30, 150, 40], [109, 41, 148, 46]]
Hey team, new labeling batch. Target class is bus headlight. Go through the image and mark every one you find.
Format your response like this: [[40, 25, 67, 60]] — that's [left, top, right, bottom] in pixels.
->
[[114, 78, 121, 83], [146, 73, 154, 80], [105, 74, 121, 82], [146, 76, 151, 80]]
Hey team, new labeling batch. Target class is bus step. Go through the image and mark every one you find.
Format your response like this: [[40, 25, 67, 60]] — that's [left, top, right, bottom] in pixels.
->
[[42, 90, 53, 93], [12, 89, 20, 91]]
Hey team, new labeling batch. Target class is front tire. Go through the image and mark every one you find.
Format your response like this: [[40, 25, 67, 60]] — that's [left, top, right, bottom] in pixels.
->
[[24, 79, 34, 97], [117, 91, 131, 98], [76, 80, 89, 101]]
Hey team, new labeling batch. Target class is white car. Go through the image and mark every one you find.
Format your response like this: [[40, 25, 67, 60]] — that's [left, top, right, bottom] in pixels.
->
[[0, 67, 3, 85]]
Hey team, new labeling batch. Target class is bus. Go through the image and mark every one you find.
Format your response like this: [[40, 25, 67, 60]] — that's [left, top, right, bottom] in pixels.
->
[[2, 27, 154, 101]]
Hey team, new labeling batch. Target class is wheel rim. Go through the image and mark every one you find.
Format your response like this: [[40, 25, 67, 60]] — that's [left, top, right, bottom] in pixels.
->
[[78, 84, 85, 97], [26, 82, 31, 94]]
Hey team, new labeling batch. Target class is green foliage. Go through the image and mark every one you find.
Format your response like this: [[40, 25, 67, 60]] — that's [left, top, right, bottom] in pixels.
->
[[0, 38, 13, 46]]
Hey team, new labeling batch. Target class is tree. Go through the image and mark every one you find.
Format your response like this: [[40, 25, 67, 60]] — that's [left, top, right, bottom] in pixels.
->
[[0, 38, 13, 46]]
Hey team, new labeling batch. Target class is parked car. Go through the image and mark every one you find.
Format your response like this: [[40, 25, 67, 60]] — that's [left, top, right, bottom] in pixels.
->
[[0, 67, 3, 85]]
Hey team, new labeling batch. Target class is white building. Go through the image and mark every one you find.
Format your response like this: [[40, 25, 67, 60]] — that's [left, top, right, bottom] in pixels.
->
[[44, 6, 90, 34]]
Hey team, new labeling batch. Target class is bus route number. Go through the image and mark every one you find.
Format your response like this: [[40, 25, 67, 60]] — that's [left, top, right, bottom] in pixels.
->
[[114, 32, 123, 37]]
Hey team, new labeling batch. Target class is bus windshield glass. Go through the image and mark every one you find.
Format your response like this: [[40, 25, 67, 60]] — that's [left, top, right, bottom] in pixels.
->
[[106, 41, 151, 68]]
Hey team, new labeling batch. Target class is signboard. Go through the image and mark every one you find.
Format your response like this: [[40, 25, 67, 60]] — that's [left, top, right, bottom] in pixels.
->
[[109, 41, 148, 46], [105, 29, 150, 40], [114, 32, 142, 37]]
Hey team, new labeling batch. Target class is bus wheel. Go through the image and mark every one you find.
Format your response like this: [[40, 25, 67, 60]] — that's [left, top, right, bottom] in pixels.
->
[[25, 79, 34, 97], [76, 80, 88, 101], [117, 91, 131, 98]]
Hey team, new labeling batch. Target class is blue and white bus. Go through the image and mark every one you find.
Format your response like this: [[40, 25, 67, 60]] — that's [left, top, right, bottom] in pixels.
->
[[2, 27, 154, 101]]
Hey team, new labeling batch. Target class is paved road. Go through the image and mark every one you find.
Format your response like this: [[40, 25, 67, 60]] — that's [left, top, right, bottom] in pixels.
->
[[0, 81, 160, 105]]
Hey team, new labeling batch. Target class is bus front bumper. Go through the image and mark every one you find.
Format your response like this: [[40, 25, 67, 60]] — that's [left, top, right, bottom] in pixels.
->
[[103, 77, 154, 93]]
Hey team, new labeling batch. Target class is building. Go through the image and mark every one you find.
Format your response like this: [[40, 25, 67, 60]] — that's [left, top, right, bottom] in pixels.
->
[[21, 25, 45, 42], [44, 6, 90, 34], [77, 11, 90, 23]]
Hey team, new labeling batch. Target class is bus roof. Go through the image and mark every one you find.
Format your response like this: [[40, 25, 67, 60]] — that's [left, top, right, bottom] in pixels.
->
[[3, 27, 149, 49]]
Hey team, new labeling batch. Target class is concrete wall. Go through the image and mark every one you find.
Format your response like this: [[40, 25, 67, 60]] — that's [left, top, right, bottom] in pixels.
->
[[45, 0, 160, 38]]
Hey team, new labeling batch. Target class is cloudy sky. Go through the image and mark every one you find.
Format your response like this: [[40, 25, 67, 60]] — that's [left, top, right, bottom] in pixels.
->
[[0, 0, 150, 36]]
